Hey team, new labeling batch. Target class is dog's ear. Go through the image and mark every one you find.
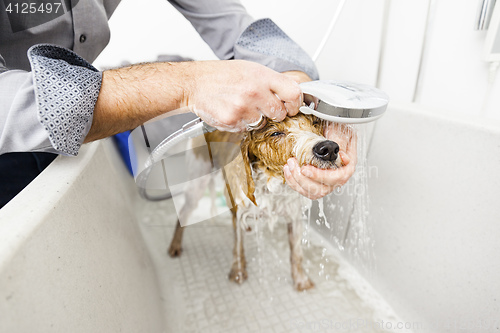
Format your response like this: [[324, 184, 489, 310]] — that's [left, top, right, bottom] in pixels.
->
[[240, 134, 257, 206]]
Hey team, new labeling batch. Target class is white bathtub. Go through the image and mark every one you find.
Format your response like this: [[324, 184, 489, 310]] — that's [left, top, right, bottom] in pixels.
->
[[358, 103, 500, 331], [0, 141, 164, 332], [1, 103, 499, 332]]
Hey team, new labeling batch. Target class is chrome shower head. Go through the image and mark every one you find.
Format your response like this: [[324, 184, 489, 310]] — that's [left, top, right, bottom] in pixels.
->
[[299, 81, 389, 124]]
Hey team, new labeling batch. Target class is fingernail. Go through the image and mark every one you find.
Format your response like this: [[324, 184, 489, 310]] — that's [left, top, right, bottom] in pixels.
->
[[287, 159, 295, 171]]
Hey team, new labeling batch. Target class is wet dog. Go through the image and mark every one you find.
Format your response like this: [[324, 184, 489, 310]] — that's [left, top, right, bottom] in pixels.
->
[[168, 113, 345, 291]]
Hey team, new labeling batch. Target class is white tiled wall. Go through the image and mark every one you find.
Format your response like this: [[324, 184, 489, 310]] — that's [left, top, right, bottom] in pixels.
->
[[377, 0, 430, 102], [414, 0, 500, 119]]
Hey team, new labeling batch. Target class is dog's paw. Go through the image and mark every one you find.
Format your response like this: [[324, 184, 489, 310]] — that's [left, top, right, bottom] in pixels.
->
[[167, 243, 183, 258], [228, 265, 248, 284], [294, 277, 315, 291]]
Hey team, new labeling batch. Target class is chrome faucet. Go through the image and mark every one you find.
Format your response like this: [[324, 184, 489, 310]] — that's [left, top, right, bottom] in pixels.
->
[[476, 0, 497, 30]]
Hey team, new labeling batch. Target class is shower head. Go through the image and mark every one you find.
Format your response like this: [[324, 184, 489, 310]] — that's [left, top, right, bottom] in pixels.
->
[[299, 81, 389, 124]]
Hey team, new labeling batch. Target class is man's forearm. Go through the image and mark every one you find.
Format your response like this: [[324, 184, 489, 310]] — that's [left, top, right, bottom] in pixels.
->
[[84, 59, 304, 142], [84, 62, 189, 143]]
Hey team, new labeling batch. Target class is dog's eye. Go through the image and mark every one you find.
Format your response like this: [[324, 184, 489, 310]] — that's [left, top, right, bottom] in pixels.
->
[[270, 132, 285, 137]]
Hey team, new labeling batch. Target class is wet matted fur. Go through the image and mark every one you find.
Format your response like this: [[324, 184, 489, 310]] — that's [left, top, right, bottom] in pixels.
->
[[168, 114, 344, 291]]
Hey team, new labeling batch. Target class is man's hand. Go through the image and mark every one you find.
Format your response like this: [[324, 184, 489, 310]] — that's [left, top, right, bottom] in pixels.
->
[[283, 123, 358, 200], [281, 70, 313, 84], [86, 60, 304, 142], [182, 60, 303, 132], [280, 70, 359, 200]]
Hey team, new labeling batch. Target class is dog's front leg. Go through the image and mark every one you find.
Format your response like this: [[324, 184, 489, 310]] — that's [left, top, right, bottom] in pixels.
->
[[288, 220, 314, 291], [167, 170, 213, 257], [168, 220, 184, 257], [228, 208, 248, 283]]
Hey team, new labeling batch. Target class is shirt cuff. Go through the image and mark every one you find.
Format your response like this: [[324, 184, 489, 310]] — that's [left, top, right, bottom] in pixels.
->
[[28, 44, 102, 156], [234, 18, 319, 80]]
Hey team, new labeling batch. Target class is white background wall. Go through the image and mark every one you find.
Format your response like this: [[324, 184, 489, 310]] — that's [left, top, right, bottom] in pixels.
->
[[94, 0, 500, 121]]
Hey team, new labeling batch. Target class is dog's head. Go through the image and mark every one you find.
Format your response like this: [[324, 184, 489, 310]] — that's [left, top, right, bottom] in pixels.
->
[[240, 113, 343, 204]]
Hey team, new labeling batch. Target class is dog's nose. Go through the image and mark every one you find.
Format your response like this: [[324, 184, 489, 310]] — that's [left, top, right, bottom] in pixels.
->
[[313, 140, 339, 162]]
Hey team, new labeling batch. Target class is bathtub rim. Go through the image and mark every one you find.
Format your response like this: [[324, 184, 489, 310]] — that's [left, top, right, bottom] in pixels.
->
[[382, 102, 500, 134], [0, 142, 101, 267]]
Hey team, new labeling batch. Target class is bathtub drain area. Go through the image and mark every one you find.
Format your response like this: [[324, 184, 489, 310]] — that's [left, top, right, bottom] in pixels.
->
[[136, 197, 407, 333]]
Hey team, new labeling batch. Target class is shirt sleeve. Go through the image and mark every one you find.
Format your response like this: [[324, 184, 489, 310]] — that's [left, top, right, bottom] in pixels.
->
[[167, 0, 319, 80], [0, 44, 102, 156], [234, 18, 319, 80]]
